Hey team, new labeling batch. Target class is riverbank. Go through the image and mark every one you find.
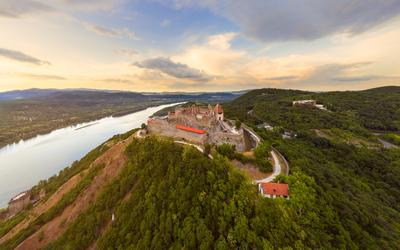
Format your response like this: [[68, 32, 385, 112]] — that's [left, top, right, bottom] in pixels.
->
[[0, 100, 177, 149], [0, 103, 182, 208]]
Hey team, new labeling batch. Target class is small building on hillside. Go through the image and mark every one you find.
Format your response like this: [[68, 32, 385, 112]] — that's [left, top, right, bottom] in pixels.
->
[[258, 182, 289, 199], [293, 99, 317, 108], [8, 191, 31, 214], [257, 122, 273, 131]]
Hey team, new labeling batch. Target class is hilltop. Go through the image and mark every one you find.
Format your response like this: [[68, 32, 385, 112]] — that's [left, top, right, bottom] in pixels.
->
[[0, 86, 399, 249], [224, 86, 400, 132]]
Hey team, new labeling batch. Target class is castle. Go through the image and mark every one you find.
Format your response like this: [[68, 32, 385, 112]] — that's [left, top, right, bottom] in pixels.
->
[[167, 104, 224, 129], [147, 104, 255, 152]]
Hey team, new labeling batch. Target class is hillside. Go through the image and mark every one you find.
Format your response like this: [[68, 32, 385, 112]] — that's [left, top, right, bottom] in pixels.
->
[[224, 86, 400, 132], [0, 132, 323, 249], [0, 87, 399, 249], [0, 133, 399, 249], [223, 86, 400, 248]]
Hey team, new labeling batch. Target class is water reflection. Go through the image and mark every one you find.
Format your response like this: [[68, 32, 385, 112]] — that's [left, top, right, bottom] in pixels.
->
[[0, 103, 180, 207]]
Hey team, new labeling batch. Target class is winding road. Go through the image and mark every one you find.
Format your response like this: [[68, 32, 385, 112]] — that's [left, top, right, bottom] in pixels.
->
[[256, 150, 282, 183]]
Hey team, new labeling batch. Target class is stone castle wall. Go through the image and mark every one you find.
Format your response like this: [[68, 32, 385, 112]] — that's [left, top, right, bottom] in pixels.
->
[[148, 119, 207, 144], [208, 132, 246, 152]]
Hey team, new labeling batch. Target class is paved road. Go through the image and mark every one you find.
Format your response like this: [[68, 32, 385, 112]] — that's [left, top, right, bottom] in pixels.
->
[[378, 138, 399, 149], [256, 150, 282, 183]]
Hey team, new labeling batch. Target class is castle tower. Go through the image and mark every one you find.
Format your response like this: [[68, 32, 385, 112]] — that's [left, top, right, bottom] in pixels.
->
[[214, 104, 224, 121]]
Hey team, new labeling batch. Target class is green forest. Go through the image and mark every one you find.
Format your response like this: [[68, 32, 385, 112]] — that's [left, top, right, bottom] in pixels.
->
[[43, 137, 336, 249], [222, 86, 400, 248], [1, 86, 399, 249], [37, 135, 400, 249]]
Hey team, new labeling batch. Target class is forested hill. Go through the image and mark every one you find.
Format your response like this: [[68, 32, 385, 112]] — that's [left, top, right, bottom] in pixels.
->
[[223, 86, 400, 248], [224, 86, 400, 132], [1, 132, 399, 248], [0, 134, 339, 249], [0, 87, 399, 249]]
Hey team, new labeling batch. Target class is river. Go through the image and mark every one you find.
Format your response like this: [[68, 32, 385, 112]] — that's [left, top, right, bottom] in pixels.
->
[[0, 102, 181, 208]]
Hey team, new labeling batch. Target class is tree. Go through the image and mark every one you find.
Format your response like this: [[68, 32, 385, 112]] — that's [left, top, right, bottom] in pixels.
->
[[235, 119, 242, 130]]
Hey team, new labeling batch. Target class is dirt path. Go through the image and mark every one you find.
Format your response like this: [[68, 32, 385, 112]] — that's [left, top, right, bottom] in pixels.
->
[[14, 136, 135, 250]]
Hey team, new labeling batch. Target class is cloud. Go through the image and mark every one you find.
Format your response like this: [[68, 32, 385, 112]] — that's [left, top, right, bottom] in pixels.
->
[[0, 48, 50, 65], [60, 0, 122, 11], [297, 62, 379, 86], [265, 75, 298, 81], [207, 32, 236, 50], [18, 73, 66, 80], [83, 23, 138, 40], [332, 76, 378, 82], [168, 0, 400, 42], [0, 0, 53, 18], [174, 32, 245, 77], [99, 78, 136, 84], [133, 57, 213, 81], [113, 48, 138, 57]]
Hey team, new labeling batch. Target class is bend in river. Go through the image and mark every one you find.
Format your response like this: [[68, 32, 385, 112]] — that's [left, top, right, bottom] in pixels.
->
[[0, 102, 182, 208]]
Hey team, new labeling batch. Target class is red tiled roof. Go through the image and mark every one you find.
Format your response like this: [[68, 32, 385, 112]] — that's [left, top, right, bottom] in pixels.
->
[[176, 124, 206, 134], [260, 183, 289, 196]]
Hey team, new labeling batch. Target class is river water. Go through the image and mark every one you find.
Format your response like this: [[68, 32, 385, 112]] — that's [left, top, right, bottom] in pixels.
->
[[0, 102, 181, 208]]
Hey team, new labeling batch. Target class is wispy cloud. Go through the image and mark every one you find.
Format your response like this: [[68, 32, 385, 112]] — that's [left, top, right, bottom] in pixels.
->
[[61, 0, 121, 11], [168, 0, 400, 41], [133, 57, 213, 82], [83, 22, 138, 40], [0, 0, 53, 18], [332, 75, 378, 82], [99, 78, 136, 84], [18, 73, 66, 80], [265, 75, 298, 81], [293, 62, 380, 87], [113, 48, 138, 57], [0, 48, 50, 65]]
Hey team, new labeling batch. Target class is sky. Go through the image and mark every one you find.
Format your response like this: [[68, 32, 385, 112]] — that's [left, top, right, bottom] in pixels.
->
[[0, 0, 400, 92]]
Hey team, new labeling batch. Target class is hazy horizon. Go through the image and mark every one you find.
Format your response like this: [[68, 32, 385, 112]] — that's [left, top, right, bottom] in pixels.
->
[[2, 85, 400, 95]]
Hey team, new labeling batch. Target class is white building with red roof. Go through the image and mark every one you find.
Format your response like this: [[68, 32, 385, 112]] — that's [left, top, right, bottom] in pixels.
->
[[258, 182, 289, 199]]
